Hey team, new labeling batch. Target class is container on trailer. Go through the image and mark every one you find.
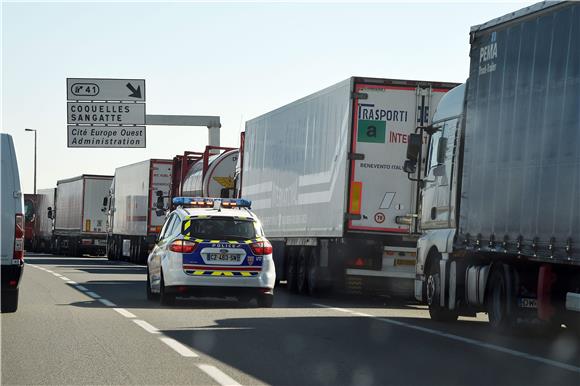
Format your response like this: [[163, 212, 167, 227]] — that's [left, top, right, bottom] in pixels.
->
[[54, 174, 112, 256], [242, 76, 458, 295], [107, 159, 172, 263]]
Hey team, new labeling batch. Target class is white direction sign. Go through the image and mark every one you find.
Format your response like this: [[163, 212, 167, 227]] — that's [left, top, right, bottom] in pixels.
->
[[67, 102, 145, 125], [68, 126, 145, 148], [67, 78, 146, 102]]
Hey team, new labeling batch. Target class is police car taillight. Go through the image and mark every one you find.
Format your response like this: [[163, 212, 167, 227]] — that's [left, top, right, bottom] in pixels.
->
[[250, 240, 272, 256], [169, 240, 197, 253]]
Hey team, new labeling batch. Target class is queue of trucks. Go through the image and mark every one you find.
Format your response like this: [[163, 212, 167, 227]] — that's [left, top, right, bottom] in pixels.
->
[[21, 1, 578, 331]]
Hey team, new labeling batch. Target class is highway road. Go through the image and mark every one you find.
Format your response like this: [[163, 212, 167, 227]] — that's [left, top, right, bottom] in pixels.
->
[[2, 255, 579, 385]]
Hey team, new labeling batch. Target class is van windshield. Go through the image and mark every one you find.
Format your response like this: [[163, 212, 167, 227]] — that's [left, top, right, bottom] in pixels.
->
[[182, 218, 258, 240]]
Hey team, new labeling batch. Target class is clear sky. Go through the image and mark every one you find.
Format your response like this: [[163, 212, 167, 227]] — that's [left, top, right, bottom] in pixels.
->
[[2, 0, 535, 194]]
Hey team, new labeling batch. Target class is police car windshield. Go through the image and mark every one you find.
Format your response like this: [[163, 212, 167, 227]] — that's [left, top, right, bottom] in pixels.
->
[[182, 218, 257, 240]]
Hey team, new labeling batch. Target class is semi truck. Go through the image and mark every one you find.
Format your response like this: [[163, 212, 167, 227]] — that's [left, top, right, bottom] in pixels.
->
[[170, 145, 239, 204], [240, 77, 458, 296], [404, 1, 579, 330], [53, 175, 112, 256], [24, 188, 56, 252], [106, 159, 173, 264]]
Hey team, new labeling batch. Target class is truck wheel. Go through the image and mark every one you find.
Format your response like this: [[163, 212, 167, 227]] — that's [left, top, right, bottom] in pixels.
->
[[146, 267, 157, 301], [286, 250, 298, 293], [257, 294, 274, 308], [159, 271, 175, 306], [1, 289, 19, 313], [425, 256, 458, 322], [487, 264, 515, 332], [307, 249, 321, 296], [296, 248, 308, 295]]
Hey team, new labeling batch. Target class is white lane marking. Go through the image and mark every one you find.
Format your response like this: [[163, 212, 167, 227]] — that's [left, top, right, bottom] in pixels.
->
[[52, 273, 63, 277], [66, 280, 77, 285], [59, 276, 71, 281], [113, 308, 136, 318], [75, 285, 88, 291], [85, 291, 101, 299], [197, 364, 241, 386], [313, 303, 580, 374], [133, 319, 160, 334], [160, 337, 199, 357], [98, 298, 116, 307]]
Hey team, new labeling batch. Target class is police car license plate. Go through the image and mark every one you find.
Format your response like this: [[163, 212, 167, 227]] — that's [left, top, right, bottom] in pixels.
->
[[207, 253, 241, 263]]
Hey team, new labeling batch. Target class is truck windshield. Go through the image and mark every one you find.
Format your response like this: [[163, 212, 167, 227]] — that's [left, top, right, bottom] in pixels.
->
[[182, 218, 258, 240]]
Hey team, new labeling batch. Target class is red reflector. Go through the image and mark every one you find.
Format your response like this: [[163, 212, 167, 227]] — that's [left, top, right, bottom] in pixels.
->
[[169, 240, 197, 253], [14, 213, 24, 260], [354, 257, 365, 267], [250, 240, 272, 256], [9, 280, 17, 286]]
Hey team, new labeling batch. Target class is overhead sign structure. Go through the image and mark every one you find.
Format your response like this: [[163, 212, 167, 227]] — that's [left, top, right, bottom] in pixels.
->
[[67, 102, 146, 125], [67, 78, 146, 102], [68, 125, 145, 148]]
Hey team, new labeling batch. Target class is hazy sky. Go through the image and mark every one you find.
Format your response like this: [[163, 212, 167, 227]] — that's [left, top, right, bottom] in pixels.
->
[[2, 0, 535, 193]]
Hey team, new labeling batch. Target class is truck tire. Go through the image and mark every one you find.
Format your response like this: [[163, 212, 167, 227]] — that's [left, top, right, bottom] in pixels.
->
[[296, 248, 308, 295], [1, 289, 19, 313], [307, 248, 320, 296], [487, 264, 515, 332], [159, 271, 175, 306], [286, 249, 298, 293], [425, 255, 458, 322]]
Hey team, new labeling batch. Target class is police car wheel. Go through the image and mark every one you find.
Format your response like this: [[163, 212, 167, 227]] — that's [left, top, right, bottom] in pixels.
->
[[159, 272, 175, 306], [258, 294, 274, 308]]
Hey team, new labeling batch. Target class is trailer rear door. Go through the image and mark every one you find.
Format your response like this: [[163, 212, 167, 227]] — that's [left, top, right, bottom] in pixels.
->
[[347, 82, 449, 233]]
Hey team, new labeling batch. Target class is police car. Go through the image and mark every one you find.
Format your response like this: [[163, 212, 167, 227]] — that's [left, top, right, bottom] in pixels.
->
[[146, 197, 276, 307]]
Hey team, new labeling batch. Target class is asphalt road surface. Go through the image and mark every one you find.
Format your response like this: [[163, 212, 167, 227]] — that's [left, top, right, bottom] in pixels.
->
[[2, 255, 579, 385]]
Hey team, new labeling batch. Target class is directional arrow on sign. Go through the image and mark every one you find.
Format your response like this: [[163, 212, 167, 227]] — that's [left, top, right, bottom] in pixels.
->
[[126, 82, 142, 99]]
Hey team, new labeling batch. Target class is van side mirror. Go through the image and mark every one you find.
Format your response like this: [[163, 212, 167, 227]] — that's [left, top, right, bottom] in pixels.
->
[[437, 137, 448, 165], [406, 133, 422, 162], [47, 207, 53, 219]]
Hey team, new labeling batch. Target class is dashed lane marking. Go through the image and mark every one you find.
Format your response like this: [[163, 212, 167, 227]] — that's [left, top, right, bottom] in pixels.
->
[[160, 337, 199, 357], [313, 303, 580, 374], [59, 276, 70, 281], [133, 319, 160, 334], [66, 280, 77, 285], [97, 298, 116, 307], [113, 308, 137, 318], [85, 291, 101, 299], [197, 364, 241, 386]]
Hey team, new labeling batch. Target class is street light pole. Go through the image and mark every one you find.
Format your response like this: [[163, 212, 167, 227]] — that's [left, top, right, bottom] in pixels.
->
[[24, 128, 37, 195]]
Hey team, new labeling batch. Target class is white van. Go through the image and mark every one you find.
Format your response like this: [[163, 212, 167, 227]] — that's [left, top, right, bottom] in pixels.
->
[[1, 133, 24, 312]]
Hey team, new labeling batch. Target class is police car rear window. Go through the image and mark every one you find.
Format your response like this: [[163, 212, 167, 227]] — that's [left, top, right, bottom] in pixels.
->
[[182, 218, 257, 240]]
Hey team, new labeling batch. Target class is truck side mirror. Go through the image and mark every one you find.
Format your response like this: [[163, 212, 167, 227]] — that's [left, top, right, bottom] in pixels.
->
[[406, 133, 422, 162], [47, 207, 53, 219], [403, 159, 417, 174], [437, 137, 448, 165], [155, 191, 165, 210]]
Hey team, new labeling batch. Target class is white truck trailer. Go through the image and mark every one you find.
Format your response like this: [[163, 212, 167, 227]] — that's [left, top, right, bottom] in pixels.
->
[[53, 175, 112, 256], [107, 159, 172, 264], [241, 77, 457, 296], [404, 1, 580, 331]]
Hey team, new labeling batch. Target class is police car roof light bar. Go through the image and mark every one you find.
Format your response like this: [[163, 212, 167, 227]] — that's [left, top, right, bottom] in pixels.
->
[[172, 197, 252, 209]]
